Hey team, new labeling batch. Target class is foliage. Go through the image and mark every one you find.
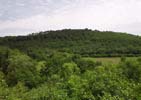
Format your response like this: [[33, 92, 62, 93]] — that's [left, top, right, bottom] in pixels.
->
[[0, 29, 141, 99], [0, 29, 141, 57]]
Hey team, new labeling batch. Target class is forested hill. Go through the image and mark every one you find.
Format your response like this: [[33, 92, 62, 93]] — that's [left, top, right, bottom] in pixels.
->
[[0, 29, 141, 57]]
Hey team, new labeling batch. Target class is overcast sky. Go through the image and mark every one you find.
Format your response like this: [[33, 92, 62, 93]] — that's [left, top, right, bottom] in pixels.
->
[[0, 0, 141, 36]]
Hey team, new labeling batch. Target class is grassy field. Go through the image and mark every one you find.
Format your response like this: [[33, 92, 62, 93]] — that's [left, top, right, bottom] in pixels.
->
[[83, 57, 139, 64]]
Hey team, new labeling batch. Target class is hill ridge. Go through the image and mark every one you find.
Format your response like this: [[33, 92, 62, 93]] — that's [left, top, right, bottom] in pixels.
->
[[0, 29, 141, 57]]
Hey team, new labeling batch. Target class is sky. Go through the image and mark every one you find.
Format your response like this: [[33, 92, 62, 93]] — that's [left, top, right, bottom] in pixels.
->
[[0, 0, 141, 36]]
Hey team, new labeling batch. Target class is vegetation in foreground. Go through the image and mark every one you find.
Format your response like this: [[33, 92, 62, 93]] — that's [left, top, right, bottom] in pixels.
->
[[0, 46, 141, 100], [0, 29, 141, 99]]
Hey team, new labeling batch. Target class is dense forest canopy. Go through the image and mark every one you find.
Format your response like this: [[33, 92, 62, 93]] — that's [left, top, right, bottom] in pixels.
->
[[0, 29, 141, 100], [0, 29, 141, 58]]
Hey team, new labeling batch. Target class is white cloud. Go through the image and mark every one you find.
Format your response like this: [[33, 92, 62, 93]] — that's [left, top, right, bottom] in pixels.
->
[[0, 0, 141, 36]]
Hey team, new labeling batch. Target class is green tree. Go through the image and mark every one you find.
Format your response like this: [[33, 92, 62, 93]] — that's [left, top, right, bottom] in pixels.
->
[[61, 62, 80, 79], [0, 71, 9, 100], [6, 51, 41, 88], [120, 59, 141, 82]]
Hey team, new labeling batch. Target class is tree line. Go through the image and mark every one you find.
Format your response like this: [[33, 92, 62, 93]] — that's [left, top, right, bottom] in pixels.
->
[[0, 29, 141, 57]]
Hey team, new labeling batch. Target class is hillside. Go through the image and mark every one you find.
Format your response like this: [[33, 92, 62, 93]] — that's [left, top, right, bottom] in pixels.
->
[[1, 29, 141, 99], [0, 29, 141, 57]]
